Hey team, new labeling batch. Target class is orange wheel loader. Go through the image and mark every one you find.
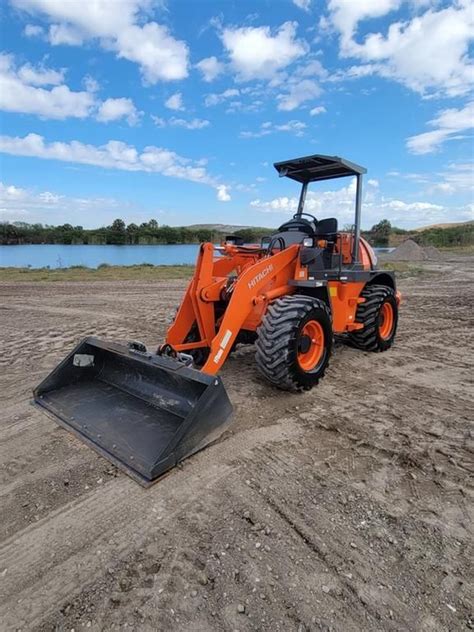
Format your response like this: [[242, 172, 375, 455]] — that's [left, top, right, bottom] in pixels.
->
[[34, 154, 401, 486]]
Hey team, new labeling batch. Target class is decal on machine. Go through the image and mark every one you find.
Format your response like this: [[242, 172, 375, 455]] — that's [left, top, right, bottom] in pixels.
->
[[247, 264, 274, 290]]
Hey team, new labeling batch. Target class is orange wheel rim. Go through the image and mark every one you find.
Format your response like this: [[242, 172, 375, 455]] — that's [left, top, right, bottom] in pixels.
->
[[298, 320, 324, 371], [379, 302, 394, 340]]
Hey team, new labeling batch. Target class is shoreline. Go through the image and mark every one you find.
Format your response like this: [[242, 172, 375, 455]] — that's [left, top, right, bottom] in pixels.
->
[[0, 247, 471, 282], [0, 260, 430, 282], [0, 263, 195, 282]]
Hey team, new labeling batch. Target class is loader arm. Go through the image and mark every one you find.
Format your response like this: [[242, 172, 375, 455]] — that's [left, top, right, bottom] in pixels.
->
[[166, 243, 260, 351], [165, 243, 299, 373], [201, 245, 299, 374]]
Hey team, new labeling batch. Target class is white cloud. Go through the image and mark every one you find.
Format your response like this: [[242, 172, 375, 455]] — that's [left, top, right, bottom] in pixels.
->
[[16, 61, 65, 86], [152, 115, 210, 130], [165, 92, 184, 111], [0, 181, 125, 225], [250, 180, 360, 216], [240, 120, 306, 138], [221, 21, 308, 81], [379, 199, 443, 212], [0, 133, 229, 200], [168, 117, 210, 130], [23, 23, 44, 37], [0, 53, 140, 125], [83, 75, 99, 92], [293, 0, 311, 11], [204, 88, 240, 107], [406, 102, 474, 154], [11, 0, 189, 83], [327, 1, 474, 97], [430, 162, 474, 195], [48, 22, 84, 45], [277, 79, 321, 111], [96, 97, 141, 125], [216, 185, 231, 202], [392, 162, 474, 195], [0, 53, 94, 119], [196, 56, 224, 82], [275, 59, 326, 111], [327, 0, 402, 49], [151, 115, 166, 127], [310, 105, 326, 115], [249, 177, 473, 228]]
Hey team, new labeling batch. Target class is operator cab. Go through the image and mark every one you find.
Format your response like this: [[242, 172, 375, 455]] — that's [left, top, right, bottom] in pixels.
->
[[269, 154, 366, 272]]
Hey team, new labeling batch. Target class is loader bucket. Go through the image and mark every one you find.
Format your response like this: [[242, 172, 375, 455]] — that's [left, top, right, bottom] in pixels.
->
[[33, 337, 233, 486]]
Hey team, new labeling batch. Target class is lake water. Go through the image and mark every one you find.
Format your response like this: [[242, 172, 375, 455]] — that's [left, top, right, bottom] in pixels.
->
[[0, 244, 202, 269], [0, 243, 394, 269]]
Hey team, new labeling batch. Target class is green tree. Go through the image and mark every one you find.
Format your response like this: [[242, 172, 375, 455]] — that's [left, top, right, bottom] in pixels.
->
[[108, 218, 127, 244], [370, 219, 391, 246], [126, 222, 139, 244]]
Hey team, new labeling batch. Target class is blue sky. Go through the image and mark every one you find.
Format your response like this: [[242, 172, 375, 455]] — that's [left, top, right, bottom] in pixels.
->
[[0, 0, 472, 229]]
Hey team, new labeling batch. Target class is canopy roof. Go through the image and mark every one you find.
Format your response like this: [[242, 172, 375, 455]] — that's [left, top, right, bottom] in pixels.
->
[[273, 154, 366, 183]]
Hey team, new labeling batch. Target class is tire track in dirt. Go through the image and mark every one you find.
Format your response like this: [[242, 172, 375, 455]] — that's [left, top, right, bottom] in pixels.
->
[[1, 259, 473, 631], [0, 421, 302, 630]]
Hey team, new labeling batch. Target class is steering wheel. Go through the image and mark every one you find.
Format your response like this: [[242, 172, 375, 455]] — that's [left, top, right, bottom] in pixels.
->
[[293, 212, 318, 224]]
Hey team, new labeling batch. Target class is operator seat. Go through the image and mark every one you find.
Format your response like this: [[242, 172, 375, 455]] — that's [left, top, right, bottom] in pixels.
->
[[314, 217, 338, 239], [314, 218, 339, 268]]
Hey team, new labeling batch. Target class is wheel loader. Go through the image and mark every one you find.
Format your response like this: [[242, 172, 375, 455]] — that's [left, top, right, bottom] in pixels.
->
[[34, 154, 401, 486]]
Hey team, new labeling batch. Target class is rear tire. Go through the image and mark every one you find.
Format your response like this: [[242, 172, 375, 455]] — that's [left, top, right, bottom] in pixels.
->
[[349, 284, 398, 352], [255, 295, 332, 392]]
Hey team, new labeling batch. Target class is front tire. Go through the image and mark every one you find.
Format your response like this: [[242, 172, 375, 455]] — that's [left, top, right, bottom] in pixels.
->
[[349, 284, 398, 352], [255, 295, 332, 392]]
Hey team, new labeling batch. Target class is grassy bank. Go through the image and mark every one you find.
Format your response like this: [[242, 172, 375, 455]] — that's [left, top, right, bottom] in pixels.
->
[[381, 261, 427, 277], [0, 264, 194, 282], [438, 245, 474, 254], [0, 260, 432, 283]]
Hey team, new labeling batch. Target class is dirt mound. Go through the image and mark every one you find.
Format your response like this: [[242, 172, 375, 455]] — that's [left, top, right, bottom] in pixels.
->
[[386, 239, 426, 261], [423, 245, 442, 260]]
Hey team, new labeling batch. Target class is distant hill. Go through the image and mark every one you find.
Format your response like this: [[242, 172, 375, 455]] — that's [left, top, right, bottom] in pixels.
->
[[414, 220, 474, 232]]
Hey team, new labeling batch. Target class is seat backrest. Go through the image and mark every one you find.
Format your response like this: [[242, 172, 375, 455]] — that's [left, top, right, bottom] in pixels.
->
[[315, 218, 338, 236], [270, 230, 308, 248], [278, 217, 315, 235]]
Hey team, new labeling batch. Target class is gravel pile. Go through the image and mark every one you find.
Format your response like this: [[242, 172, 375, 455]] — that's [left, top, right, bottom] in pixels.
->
[[385, 239, 426, 261], [423, 245, 442, 260], [384, 239, 442, 262]]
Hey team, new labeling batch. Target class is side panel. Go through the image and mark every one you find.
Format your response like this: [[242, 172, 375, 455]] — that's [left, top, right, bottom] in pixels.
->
[[335, 233, 375, 269], [328, 281, 365, 333]]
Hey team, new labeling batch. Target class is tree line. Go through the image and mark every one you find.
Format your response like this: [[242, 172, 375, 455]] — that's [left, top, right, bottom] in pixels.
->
[[363, 219, 473, 248], [0, 219, 269, 246], [1, 218, 472, 248]]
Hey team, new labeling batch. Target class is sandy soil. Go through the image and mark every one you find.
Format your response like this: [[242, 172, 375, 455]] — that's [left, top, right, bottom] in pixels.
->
[[1, 255, 473, 632]]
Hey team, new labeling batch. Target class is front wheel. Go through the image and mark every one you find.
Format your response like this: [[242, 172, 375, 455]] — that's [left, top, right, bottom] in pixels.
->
[[255, 295, 332, 392], [349, 285, 398, 352]]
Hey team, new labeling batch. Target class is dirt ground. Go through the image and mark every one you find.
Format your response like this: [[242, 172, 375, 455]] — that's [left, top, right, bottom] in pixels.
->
[[1, 255, 473, 632]]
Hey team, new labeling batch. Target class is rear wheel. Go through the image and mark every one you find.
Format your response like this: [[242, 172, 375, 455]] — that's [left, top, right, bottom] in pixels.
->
[[349, 284, 398, 352], [255, 295, 332, 391]]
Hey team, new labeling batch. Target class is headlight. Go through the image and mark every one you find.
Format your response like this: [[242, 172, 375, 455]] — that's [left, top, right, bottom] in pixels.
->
[[303, 237, 314, 247]]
